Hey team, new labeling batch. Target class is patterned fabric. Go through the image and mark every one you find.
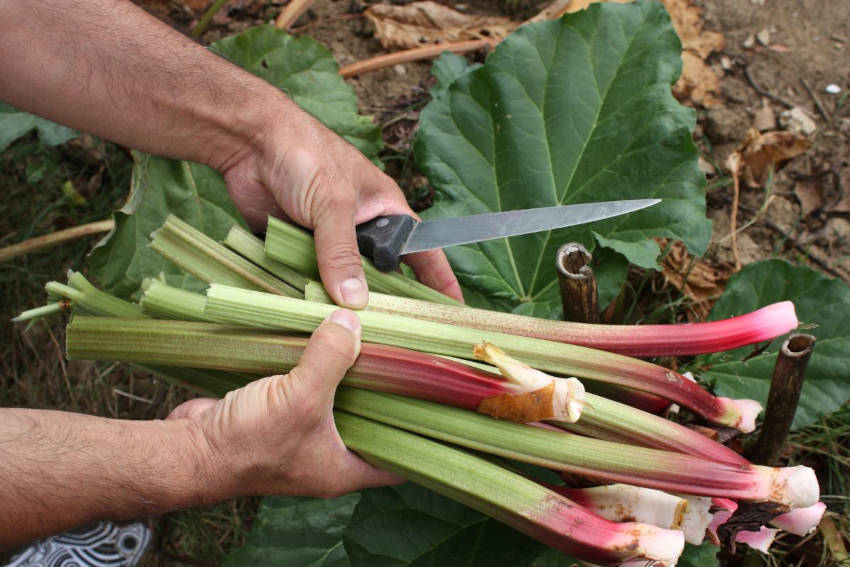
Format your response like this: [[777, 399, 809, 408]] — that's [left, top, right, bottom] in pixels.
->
[[5, 522, 149, 567]]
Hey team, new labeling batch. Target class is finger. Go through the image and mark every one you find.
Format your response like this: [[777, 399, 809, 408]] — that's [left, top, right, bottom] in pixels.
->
[[287, 310, 362, 401], [167, 397, 217, 420], [325, 448, 405, 496], [312, 201, 369, 309], [404, 248, 465, 302]]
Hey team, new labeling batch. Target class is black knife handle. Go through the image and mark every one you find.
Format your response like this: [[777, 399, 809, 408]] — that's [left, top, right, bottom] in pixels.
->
[[355, 215, 416, 272]]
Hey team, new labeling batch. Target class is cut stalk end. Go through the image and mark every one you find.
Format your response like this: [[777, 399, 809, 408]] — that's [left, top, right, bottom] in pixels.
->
[[762, 464, 820, 509], [474, 341, 585, 422], [719, 397, 763, 433]]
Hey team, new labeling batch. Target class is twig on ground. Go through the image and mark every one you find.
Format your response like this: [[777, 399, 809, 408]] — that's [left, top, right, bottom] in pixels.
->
[[800, 78, 830, 121], [727, 153, 743, 271], [744, 67, 796, 108], [339, 39, 492, 78], [113, 388, 154, 404], [0, 219, 114, 263], [275, 0, 317, 30]]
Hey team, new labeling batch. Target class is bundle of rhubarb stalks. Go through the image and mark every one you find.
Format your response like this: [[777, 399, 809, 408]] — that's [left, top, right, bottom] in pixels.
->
[[18, 215, 825, 566]]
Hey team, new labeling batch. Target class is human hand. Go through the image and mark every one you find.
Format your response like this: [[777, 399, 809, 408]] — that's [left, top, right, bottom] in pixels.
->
[[167, 309, 401, 498], [220, 102, 463, 308]]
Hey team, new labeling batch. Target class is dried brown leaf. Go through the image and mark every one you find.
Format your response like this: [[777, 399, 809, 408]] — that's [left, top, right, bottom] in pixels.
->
[[794, 179, 825, 216], [736, 129, 810, 187], [656, 238, 732, 320], [364, 1, 515, 51]]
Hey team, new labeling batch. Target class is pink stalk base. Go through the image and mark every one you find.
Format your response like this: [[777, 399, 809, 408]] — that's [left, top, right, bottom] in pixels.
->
[[735, 527, 778, 553], [547, 484, 692, 537], [530, 494, 685, 566], [771, 502, 827, 535], [366, 294, 798, 357]]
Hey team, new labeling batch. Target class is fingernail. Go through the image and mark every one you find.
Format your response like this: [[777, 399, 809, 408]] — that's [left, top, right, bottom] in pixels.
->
[[339, 277, 368, 308], [329, 309, 361, 335]]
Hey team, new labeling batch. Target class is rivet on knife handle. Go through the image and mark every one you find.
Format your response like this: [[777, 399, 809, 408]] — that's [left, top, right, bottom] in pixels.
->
[[356, 215, 416, 272]]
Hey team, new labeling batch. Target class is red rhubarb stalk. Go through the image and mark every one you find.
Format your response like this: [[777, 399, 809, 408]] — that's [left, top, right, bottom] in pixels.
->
[[334, 388, 820, 509], [204, 285, 765, 432], [358, 292, 799, 357], [336, 411, 685, 566]]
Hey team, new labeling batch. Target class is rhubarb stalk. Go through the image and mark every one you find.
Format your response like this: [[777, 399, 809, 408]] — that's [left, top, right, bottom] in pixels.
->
[[333, 388, 819, 509], [222, 225, 310, 292], [547, 484, 714, 545], [204, 285, 763, 431], [344, 290, 798, 357], [265, 216, 461, 305], [66, 316, 581, 422], [150, 215, 302, 298], [335, 411, 685, 566]]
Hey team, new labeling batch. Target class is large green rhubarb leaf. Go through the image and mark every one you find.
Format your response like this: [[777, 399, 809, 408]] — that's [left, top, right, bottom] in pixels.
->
[[343, 484, 543, 566], [699, 260, 850, 429], [88, 153, 246, 298], [211, 26, 382, 160], [0, 103, 77, 151], [225, 494, 359, 567], [415, 1, 710, 315], [89, 27, 383, 297]]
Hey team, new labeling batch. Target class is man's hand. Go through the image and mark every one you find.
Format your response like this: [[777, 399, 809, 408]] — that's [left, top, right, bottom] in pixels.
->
[[0, 310, 401, 550], [221, 109, 463, 308], [0, 0, 463, 309], [168, 309, 400, 498]]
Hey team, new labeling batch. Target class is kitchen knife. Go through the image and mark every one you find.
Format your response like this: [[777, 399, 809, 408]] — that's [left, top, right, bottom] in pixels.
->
[[356, 198, 660, 271]]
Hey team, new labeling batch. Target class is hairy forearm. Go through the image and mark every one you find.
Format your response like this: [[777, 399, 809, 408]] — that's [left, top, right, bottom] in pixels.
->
[[0, 409, 222, 550], [0, 0, 291, 169]]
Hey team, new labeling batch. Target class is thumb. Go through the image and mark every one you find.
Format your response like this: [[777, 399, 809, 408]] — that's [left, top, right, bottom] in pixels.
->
[[313, 206, 369, 309], [288, 309, 362, 400]]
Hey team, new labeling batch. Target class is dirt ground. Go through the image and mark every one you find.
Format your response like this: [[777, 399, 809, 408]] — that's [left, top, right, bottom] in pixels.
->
[[1, 0, 848, 564]]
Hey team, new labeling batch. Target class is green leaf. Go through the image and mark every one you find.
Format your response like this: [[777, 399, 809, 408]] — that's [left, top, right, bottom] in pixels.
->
[[343, 484, 543, 566], [415, 1, 710, 313], [211, 26, 382, 161], [0, 103, 77, 151], [88, 153, 247, 298], [699, 259, 850, 429], [430, 52, 481, 99], [678, 542, 720, 567], [225, 494, 360, 567]]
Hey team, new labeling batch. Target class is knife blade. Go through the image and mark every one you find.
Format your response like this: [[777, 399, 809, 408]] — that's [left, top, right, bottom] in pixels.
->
[[356, 198, 660, 271]]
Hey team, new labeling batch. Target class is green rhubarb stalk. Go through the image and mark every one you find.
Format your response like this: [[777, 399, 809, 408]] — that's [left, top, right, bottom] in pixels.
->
[[333, 388, 819, 509], [204, 285, 762, 432], [265, 216, 461, 305], [13, 301, 67, 322], [222, 225, 310, 292], [139, 279, 211, 322], [335, 411, 685, 566], [150, 215, 302, 298], [66, 316, 582, 422], [41, 272, 147, 319]]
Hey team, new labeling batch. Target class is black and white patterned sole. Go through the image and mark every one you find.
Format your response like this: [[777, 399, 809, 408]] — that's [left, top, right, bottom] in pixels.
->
[[5, 522, 150, 567]]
